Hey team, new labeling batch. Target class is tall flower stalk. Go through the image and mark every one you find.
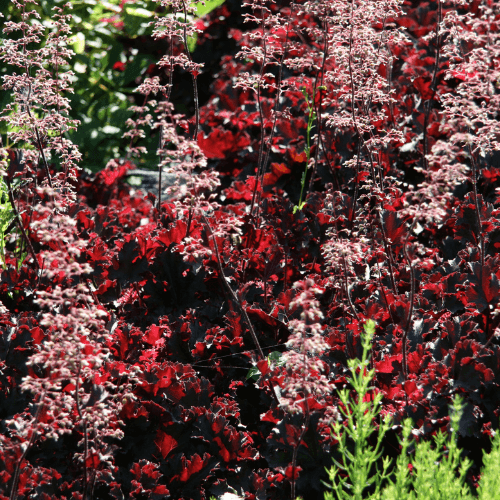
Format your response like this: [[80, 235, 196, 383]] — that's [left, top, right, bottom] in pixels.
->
[[6, 189, 138, 499], [0, 1, 81, 203], [280, 278, 330, 499]]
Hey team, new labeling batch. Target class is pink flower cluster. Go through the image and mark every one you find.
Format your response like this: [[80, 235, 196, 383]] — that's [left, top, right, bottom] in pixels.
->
[[280, 279, 330, 414]]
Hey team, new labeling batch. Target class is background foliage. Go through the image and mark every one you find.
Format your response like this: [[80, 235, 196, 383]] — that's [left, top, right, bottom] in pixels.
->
[[0, 0, 227, 171], [1, 0, 500, 499]]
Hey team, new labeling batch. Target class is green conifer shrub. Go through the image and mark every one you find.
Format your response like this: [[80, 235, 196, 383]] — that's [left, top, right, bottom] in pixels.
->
[[324, 320, 500, 500]]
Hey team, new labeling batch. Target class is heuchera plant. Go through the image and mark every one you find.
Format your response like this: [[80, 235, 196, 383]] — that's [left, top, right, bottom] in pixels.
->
[[0, 0, 499, 499]]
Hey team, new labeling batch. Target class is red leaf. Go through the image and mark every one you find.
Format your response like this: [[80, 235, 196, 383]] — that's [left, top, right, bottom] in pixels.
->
[[404, 380, 417, 396], [376, 354, 402, 374], [113, 61, 126, 71], [31, 326, 45, 344], [144, 325, 162, 345], [263, 172, 277, 187], [285, 465, 302, 480], [242, 227, 277, 252], [85, 453, 100, 469], [175, 453, 211, 482], [257, 359, 270, 376], [452, 70, 478, 81], [273, 162, 291, 176], [407, 350, 422, 373], [153, 485, 170, 495], [246, 307, 280, 330], [198, 128, 234, 159], [114, 327, 129, 360], [290, 149, 307, 163], [225, 310, 244, 340], [263, 162, 291, 187], [384, 385, 405, 400], [155, 430, 178, 459], [260, 409, 280, 423], [459, 263, 500, 312], [475, 363, 495, 383], [413, 76, 433, 99], [214, 436, 231, 462], [96, 161, 133, 187], [381, 209, 408, 245], [156, 220, 188, 247], [278, 119, 297, 139]]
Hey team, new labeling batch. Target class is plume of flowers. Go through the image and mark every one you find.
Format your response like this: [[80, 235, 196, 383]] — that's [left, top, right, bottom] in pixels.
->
[[435, 0, 500, 159], [6, 188, 139, 498], [0, 1, 81, 203], [280, 279, 330, 414]]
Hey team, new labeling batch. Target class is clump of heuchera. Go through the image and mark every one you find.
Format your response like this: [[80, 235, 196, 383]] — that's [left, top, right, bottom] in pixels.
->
[[0, 2, 139, 495], [6, 187, 139, 494]]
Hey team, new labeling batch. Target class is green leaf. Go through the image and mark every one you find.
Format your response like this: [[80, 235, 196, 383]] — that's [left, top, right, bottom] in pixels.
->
[[100, 1, 121, 14], [123, 4, 154, 37], [187, 33, 198, 53], [125, 6, 153, 18], [293, 202, 306, 214], [268, 351, 284, 364], [121, 55, 154, 85], [246, 366, 260, 382], [69, 32, 86, 54], [195, 0, 225, 18]]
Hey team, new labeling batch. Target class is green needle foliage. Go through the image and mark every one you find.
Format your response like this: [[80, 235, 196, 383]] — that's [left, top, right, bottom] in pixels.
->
[[324, 319, 500, 500], [379, 396, 472, 500], [476, 427, 500, 500], [324, 319, 392, 500]]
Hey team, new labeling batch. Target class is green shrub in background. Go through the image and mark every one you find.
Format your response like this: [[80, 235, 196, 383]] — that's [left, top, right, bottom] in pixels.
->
[[0, 151, 27, 272], [324, 319, 500, 500], [0, 0, 224, 172], [0, 0, 153, 171], [67, 0, 159, 172], [0, 153, 14, 268]]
